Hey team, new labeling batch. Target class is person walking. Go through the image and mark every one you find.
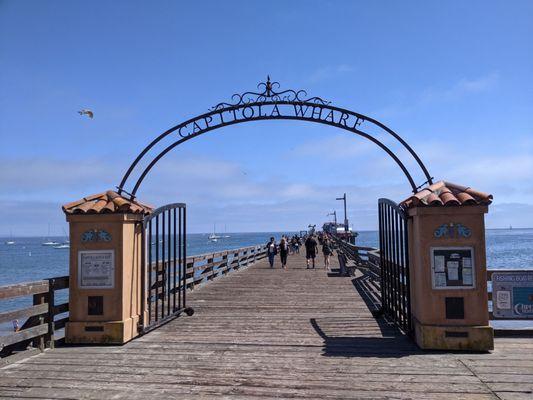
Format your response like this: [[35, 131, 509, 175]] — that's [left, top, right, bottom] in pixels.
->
[[266, 237, 277, 268], [279, 236, 289, 269], [305, 234, 319, 269], [291, 236, 299, 254], [322, 236, 333, 271]]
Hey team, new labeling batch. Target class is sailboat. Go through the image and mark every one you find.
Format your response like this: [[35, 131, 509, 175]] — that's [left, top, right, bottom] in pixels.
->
[[223, 224, 230, 238], [42, 223, 60, 246], [54, 228, 70, 249], [208, 224, 221, 242], [4, 230, 15, 245]]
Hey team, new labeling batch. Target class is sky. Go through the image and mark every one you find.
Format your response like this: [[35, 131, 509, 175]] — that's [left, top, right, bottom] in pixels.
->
[[1, 0, 532, 236]]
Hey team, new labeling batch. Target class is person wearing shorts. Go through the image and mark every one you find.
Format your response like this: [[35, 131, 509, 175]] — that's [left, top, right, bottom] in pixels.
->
[[305, 235, 318, 269], [322, 237, 333, 271]]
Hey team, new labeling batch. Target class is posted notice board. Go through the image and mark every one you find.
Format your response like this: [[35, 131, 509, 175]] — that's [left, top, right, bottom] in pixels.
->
[[78, 250, 115, 289], [431, 247, 475, 289]]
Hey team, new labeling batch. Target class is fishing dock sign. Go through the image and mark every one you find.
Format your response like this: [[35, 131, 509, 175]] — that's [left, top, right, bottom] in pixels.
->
[[492, 271, 533, 319]]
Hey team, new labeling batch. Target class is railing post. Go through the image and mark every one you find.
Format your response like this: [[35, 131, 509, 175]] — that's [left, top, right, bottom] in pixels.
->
[[32, 292, 46, 351], [46, 278, 55, 349]]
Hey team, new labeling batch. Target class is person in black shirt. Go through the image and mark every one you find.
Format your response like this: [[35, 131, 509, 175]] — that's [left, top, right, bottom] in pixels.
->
[[304, 235, 318, 269], [279, 236, 289, 269], [266, 237, 277, 268]]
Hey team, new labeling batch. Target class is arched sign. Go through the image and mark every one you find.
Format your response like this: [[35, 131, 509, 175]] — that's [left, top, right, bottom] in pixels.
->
[[118, 77, 433, 197]]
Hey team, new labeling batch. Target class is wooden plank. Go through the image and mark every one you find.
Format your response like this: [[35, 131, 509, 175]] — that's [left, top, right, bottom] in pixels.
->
[[0, 303, 48, 324], [49, 276, 69, 290], [54, 317, 68, 331], [52, 302, 69, 315], [0, 324, 48, 349], [0, 281, 49, 300]]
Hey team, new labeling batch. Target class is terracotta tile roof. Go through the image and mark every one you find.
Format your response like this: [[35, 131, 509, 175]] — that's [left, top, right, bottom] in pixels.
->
[[62, 191, 153, 215], [401, 181, 493, 208]]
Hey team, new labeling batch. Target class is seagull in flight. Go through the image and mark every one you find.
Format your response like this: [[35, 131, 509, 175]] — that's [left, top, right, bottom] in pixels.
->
[[78, 109, 94, 119]]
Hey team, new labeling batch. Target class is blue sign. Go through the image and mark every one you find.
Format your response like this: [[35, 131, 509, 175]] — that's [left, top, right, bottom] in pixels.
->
[[492, 271, 533, 319]]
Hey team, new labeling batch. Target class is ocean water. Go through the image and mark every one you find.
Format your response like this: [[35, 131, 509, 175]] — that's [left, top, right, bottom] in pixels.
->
[[0, 232, 295, 286], [0, 229, 532, 330]]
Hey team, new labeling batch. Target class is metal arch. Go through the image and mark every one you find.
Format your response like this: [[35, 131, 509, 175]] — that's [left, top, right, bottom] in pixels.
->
[[118, 77, 433, 196], [128, 107, 419, 196]]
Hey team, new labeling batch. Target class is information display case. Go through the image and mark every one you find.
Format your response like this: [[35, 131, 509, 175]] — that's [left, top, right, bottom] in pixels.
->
[[430, 247, 475, 290]]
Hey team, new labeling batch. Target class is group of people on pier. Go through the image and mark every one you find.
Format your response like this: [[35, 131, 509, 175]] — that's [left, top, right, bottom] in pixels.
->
[[265, 233, 333, 271]]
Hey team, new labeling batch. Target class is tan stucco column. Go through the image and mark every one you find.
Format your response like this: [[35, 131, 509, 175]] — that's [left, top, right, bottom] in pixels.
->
[[62, 191, 150, 344], [408, 205, 494, 351]]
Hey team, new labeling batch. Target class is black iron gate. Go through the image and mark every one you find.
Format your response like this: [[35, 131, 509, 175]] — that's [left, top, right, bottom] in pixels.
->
[[140, 203, 193, 334], [378, 198, 412, 335]]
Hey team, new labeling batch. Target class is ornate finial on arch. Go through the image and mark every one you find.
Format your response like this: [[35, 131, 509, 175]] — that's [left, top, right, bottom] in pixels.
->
[[265, 75, 272, 97], [210, 77, 330, 111]]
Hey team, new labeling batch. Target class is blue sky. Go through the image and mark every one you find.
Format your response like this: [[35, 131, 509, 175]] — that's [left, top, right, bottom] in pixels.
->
[[1, 0, 532, 235]]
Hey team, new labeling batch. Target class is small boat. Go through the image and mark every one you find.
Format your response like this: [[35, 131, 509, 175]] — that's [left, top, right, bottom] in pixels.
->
[[5, 230, 15, 245], [222, 225, 230, 238], [42, 240, 60, 246], [53, 244, 70, 249], [208, 224, 222, 242], [42, 224, 59, 246]]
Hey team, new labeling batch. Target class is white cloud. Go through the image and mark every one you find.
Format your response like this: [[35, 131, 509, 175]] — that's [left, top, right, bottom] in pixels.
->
[[307, 64, 354, 83], [373, 72, 500, 119], [420, 72, 499, 103], [291, 135, 374, 159]]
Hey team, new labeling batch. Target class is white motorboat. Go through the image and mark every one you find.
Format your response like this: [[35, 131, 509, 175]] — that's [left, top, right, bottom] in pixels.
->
[[42, 240, 60, 246], [53, 243, 70, 249]]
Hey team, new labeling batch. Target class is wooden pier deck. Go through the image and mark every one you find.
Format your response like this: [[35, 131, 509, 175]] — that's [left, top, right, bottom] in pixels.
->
[[1, 251, 532, 399]]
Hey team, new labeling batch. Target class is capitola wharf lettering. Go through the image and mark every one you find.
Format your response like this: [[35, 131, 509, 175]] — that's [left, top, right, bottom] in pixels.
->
[[177, 103, 365, 138]]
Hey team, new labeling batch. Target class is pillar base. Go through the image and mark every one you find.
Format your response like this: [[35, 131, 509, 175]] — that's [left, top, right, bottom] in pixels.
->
[[414, 319, 494, 351], [65, 316, 139, 345]]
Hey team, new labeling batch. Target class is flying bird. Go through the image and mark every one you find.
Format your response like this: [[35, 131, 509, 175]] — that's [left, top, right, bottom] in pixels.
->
[[78, 109, 94, 119]]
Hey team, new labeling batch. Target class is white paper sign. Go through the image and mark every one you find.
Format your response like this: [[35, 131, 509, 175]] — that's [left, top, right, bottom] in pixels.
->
[[496, 290, 511, 310], [78, 250, 115, 289], [463, 257, 472, 268], [447, 261, 459, 280], [434, 272, 447, 287], [434, 255, 445, 272], [462, 268, 473, 285]]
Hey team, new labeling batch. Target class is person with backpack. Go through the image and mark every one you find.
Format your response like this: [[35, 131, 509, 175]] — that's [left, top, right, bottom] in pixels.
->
[[266, 237, 277, 268], [304, 234, 319, 269], [279, 236, 289, 269]]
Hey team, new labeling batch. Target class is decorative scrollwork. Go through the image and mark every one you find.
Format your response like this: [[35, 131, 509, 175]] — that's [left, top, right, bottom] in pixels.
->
[[210, 76, 330, 111]]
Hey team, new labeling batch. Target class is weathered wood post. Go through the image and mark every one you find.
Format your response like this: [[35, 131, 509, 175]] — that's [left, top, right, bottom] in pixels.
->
[[403, 181, 494, 351], [62, 191, 152, 344]]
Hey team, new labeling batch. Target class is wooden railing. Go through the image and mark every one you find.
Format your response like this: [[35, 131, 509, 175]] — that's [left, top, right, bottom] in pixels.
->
[[184, 245, 267, 290], [149, 244, 267, 291], [334, 238, 381, 279], [0, 276, 69, 357]]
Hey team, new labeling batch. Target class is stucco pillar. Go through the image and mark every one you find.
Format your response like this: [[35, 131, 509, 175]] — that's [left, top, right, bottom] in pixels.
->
[[62, 191, 151, 344], [408, 205, 494, 351]]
